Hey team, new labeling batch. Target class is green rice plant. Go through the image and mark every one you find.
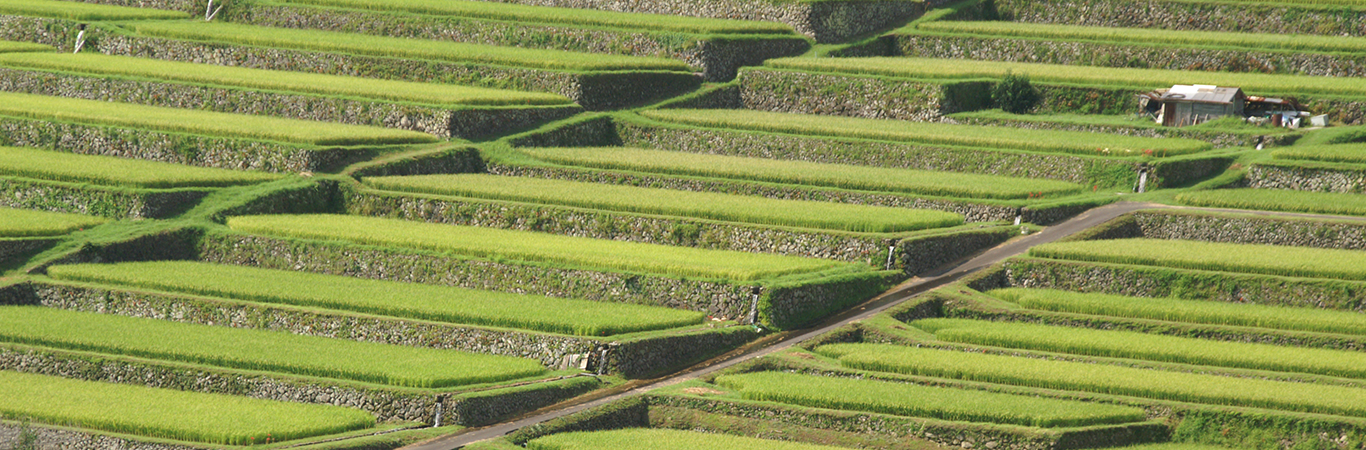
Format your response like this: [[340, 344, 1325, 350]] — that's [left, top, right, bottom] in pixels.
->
[[914, 21, 1366, 55], [363, 174, 964, 233], [817, 343, 1366, 418], [0, 53, 572, 107], [0, 146, 281, 188], [1272, 143, 1366, 164], [992, 288, 1366, 336], [639, 109, 1211, 157], [0, 370, 374, 445], [914, 318, 1366, 380], [0, 306, 547, 388], [0, 0, 188, 20], [47, 261, 704, 336], [0, 92, 435, 146], [521, 147, 1084, 200], [528, 429, 850, 450], [764, 57, 1366, 98], [0, 41, 51, 54], [0, 207, 105, 237], [273, 0, 792, 35], [127, 22, 690, 72], [1176, 188, 1366, 216], [226, 214, 844, 281], [714, 371, 1146, 427], [1029, 238, 1366, 280]]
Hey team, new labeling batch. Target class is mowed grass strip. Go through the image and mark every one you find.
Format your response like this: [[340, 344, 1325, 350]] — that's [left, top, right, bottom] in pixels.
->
[[1272, 143, 1366, 164], [275, 0, 792, 35], [714, 371, 1146, 427], [765, 57, 1366, 98], [1029, 238, 1366, 280], [992, 288, 1366, 336], [0, 146, 281, 188], [0, 207, 105, 237], [1176, 189, 1366, 216], [0, 53, 572, 107], [363, 174, 964, 233], [529, 429, 851, 450], [914, 21, 1366, 55], [226, 214, 843, 281], [639, 109, 1210, 156], [522, 147, 1084, 200], [0, 306, 546, 388], [915, 318, 1366, 380], [47, 261, 704, 336], [0, 41, 52, 53], [817, 343, 1366, 418], [0, 92, 435, 146], [127, 22, 690, 72], [0, 370, 374, 445], [0, 0, 188, 20]]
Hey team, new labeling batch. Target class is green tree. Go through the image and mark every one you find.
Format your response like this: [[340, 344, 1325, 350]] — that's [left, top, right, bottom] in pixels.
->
[[993, 72, 1041, 114]]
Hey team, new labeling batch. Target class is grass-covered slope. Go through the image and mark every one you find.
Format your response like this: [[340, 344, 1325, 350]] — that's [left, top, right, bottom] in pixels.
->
[[225, 214, 845, 281], [0, 370, 375, 446], [126, 22, 692, 72], [0, 146, 282, 188], [521, 147, 1084, 199], [0, 306, 547, 388], [639, 109, 1211, 156], [0, 53, 573, 108], [47, 261, 705, 336], [0, 92, 436, 146], [363, 174, 965, 233]]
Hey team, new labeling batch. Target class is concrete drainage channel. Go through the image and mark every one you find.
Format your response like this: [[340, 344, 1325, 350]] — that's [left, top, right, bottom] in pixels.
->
[[401, 201, 1168, 450]]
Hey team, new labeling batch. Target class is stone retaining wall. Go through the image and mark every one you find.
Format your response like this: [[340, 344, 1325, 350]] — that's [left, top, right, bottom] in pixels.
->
[[895, 227, 1014, 275], [342, 186, 892, 263], [0, 238, 57, 265], [455, 0, 931, 43], [1093, 210, 1366, 251], [0, 422, 195, 450], [94, 34, 700, 110], [227, 2, 809, 82], [888, 34, 1366, 78], [0, 117, 360, 173], [0, 67, 581, 139], [0, 178, 209, 219], [69, 0, 202, 14], [1247, 163, 1366, 194], [0, 15, 79, 51], [991, 0, 1366, 37], [350, 147, 486, 178]]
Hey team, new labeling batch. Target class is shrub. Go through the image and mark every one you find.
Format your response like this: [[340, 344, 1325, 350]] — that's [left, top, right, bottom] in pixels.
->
[[992, 72, 1040, 114]]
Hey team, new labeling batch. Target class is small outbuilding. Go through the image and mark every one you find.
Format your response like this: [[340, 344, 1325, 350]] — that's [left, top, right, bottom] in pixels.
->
[[1142, 85, 1246, 127]]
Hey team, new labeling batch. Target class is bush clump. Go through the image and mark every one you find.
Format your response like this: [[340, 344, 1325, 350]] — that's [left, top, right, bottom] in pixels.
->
[[992, 72, 1041, 114]]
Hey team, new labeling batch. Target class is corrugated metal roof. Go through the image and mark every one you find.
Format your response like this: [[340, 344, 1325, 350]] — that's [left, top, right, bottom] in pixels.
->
[[1160, 85, 1244, 104]]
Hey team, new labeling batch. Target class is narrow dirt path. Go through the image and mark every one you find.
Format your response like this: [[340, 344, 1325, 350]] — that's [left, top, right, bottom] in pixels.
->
[[402, 201, 1169, 450]]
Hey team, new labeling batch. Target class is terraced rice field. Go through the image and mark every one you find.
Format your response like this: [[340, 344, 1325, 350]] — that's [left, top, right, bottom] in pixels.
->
[[47, 261, 705, 336], [766, 57, 1366, 97], [1272, 144, 1366, 164], [0, 306, 547, 387], [0, 53, 574, 107], [0, 207, 105, 237], [991, 288, 1366, 336], [363, 174, 965, 232], [0, 370, 375, 445], [528, 429, 856, 450], [0, 146, 282, 188], [226, 214, 846, 281], [640, 109, 1211, 156], [715, 371, 1146, 427], [1176, 189, 1366, 216], [126, 22, 692, 72], [1028, 238, 1366, 280], [910, 21, 1366, 54], [0, 92, 436, 146], [0, 0, 189, 20], [521, 147, 1085, 199], [272, 0, 794, 35]]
